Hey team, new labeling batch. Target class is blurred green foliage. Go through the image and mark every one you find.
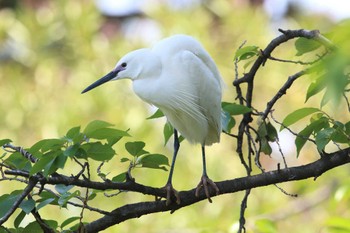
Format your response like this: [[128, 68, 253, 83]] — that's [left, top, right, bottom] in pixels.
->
[[1, 0, 350, 232]]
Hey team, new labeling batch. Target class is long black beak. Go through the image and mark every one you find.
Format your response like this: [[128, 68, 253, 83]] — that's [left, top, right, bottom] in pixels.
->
[[81, 70, 117, 94]]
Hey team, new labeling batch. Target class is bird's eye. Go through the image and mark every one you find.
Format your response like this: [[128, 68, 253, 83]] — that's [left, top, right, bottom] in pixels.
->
[[121, 62, 127, 68]]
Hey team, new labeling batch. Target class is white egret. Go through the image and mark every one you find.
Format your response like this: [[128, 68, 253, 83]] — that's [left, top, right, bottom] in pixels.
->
[[82, 35, 223, 205]]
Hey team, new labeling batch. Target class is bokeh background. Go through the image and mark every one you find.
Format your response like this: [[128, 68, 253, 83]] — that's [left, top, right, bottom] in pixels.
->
[[1, 0, 350, 232]]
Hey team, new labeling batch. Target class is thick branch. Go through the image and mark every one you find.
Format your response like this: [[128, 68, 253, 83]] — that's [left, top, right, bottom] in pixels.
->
[[81, 148, 350, 232]]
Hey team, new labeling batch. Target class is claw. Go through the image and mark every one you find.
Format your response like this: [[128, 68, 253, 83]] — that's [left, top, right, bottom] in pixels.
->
[[195, 175, 219, 203], [163, 183, 180, 206]]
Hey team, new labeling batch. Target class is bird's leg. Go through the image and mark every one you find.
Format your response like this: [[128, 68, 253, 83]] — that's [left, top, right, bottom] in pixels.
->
[[195, 146, 219, 203], [162, 129, 181, 205]]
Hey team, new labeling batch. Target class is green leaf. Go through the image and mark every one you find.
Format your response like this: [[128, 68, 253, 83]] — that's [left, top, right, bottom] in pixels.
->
[[36, 198, 55, 211], [295, 37, 321, 56], [29, 138, 65, 154], [331, 122, 349, 144], [55, 184, 74, 194], [66, 126, 81, 139], [23, 221, 43, 233], [61, 216, 80, 229], [222, 102, 251, 115], [221, 111, 235, 133], [305, 75, 327, 102], [88, 128, 130, 145], [74, 148, 88, 160], [257, 121, 273, 155], [83, 120, 114, 136], [295, 117, 329, 156], [84, 142, 115, 161], [234, 45, 259, 61], [19, 199, 35, 214], [58, 190, 80, 207], [0, 190, 22, 219], [138, 153, 169, 171], [14, 211, 26, 229], [63, 144, 80, 158], [147, 109, 164, 119], [316, 128, 336, 151], [0, 139, 12, 147], [260, 138, 272, 155], [4, 152, 31, 170], [30, 151, 59, 176], [163, 122, 174, 145], [112, 172, 127, 182], [281, 107, 320, 130], [125, 141, 148, 157], [266, 122, 278, 142], [65, 126, 84, 144]]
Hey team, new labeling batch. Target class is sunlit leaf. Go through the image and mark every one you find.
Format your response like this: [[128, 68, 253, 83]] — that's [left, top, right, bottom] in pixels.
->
[[83, 120, 114, 136], [295, 37, 321, 56], [65, 126, 83, 144], [163, 122, 174, 145], [305, 75, 327, 102], [281, 107, 320, 130], [138, 153, 169, 171], [125, 141, 148, 157], [234, 45, 259, 61], [147, 109, 164, 119]]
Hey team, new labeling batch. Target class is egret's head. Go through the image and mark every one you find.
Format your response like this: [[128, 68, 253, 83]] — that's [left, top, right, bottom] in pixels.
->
[[82, 48, 159, 94]]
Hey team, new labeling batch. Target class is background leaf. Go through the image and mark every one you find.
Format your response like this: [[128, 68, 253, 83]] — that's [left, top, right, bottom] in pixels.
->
[[281, 107, 320, 130], [295, 37, 321, 56]]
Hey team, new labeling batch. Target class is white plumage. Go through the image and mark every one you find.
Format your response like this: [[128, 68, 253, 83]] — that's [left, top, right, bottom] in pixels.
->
[[82, 35, 223, 204]]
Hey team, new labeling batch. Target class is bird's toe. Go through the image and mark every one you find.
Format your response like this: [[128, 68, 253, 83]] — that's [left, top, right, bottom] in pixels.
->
[[195, 175, 219, 203], [162, 183, 180, 206]]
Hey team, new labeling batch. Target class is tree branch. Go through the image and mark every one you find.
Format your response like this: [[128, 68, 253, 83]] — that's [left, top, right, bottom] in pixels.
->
[[79, 148, 350, 232], [0, 176, 38, 225]]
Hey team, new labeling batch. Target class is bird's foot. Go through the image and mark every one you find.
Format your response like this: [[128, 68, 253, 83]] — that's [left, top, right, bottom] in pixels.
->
[[162, 183, 180, 206], [195, 175, 219, 203]]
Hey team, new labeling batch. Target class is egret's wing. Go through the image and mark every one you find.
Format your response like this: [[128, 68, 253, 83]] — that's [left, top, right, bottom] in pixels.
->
[[180, 50, 223, 145]]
